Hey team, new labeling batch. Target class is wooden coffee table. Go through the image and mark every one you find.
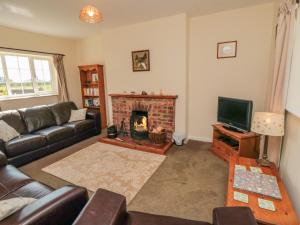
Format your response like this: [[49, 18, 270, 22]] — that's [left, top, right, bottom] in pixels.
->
[[227, 156, 299, 225]]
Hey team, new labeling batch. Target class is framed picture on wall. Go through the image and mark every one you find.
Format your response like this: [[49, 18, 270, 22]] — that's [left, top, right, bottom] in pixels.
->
[[132, 50, 150, 72], [217, 41, 237, 59]]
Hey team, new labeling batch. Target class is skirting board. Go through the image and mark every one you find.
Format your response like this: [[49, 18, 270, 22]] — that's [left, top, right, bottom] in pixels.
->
[[187, 136, 212, 143]]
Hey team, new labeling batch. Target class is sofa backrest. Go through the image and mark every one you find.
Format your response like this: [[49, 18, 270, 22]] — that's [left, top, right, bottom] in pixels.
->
[[0, 110, 28, 134], [18, 106, 56, 133], [49, 102, 78, 125]]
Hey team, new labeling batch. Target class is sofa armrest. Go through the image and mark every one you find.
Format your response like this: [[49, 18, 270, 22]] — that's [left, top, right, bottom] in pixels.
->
[[0, 140, 6, 153], [73, 189, 127, 225], [0, 149, 7, 167], [86, 109, 101, 134], [213, 207, 257, 225], [1, 186, 88, 225]]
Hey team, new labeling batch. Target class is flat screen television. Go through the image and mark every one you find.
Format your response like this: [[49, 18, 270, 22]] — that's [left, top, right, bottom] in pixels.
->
[[218, 97, 253, 132]]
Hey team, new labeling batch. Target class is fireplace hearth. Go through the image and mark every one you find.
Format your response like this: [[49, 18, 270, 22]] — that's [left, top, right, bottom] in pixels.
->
[[130, 110, 148, 140], [102, 93, 178, 155]]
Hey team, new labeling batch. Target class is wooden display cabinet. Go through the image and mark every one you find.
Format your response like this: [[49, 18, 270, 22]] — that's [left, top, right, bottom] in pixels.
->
[[211, 124, 260, 161], [78, 64, 107, 129]]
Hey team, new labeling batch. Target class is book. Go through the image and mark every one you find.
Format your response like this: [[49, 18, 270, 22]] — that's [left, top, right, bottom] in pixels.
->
[[234, 191, 249, 203], [258, 198, 276, 211], [92, 73, 98, 82], [93, 98, 100, 107], [233, 167, 282, 199], [83, 88, 99, 96], [84, 98, 94, 107]]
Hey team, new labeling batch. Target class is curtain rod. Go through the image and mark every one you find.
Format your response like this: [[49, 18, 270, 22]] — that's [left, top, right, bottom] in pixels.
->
[[0, 47, 65, 57]]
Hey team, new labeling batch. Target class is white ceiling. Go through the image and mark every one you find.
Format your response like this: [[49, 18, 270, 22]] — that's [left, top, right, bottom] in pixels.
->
[[0, 0, 274, 39]]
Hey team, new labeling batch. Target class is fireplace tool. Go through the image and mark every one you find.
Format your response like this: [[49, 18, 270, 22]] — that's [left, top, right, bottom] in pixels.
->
[[119, 119, 128, 137]]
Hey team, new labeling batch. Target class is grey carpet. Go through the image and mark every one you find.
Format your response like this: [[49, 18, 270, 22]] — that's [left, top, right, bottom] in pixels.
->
[[20, 136, 228, 222]]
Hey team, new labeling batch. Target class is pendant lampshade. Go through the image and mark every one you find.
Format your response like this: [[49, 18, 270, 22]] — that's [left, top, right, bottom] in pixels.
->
[[80, 5, 103, 24]]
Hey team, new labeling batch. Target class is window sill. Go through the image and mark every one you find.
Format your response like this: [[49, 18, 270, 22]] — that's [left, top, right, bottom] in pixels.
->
[[0, 93, 58, 102]]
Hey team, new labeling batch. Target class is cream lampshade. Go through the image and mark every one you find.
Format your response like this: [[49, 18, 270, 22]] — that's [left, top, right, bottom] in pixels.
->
[[251, 112, 285, 167], [251, 112, 285, 136]]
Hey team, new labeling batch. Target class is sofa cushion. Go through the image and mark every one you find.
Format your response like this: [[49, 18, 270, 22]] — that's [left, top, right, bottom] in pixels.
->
[[0, 197, 36, 221], [35, 126, 74, 144], [69, 109, 87, 123], [63, 120, 94, 135], [3, 181, 53, 200], [0, 165, 33, 199], [0, 110, 27, 134], [18, 106, 56, 133], [5, 135, 47, 158], [0, 121, 20, 142], [49, 102, 78, 125]]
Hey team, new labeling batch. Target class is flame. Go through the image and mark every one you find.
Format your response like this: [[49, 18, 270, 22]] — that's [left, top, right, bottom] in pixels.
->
[[134, 116, 148, 132]]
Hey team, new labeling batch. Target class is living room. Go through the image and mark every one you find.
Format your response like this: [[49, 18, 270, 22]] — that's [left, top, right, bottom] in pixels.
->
[[0, 0, 299, 224]]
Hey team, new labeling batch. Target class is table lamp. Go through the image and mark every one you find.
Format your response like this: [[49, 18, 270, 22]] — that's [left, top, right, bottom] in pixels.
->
[[251, 112, 285, 167]]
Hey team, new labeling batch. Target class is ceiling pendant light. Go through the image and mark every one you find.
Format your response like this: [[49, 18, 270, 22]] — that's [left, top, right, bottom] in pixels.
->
[[80, 5, 103, 24]]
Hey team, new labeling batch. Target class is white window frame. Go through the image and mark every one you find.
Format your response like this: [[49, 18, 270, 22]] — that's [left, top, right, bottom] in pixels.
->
[[0, 51, 58, 101]]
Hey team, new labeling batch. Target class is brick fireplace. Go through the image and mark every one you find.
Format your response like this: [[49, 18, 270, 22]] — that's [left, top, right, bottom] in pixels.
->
[[110, 94, 177, 141]]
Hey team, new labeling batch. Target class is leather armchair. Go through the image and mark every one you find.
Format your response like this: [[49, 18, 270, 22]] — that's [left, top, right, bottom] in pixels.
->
[[73, 189, 258, 225], [0, 153, 89, 225], [1, 186, 88, 225], [73, 189, 127, 225], [0, 151, 7, 167], [213, 207, 258, 225]]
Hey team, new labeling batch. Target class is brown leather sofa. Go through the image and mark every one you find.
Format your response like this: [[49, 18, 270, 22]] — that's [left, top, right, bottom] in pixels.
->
[[0, 151, 88, 225], [0, 102, 101, 167], [73, 189, 258, 225]]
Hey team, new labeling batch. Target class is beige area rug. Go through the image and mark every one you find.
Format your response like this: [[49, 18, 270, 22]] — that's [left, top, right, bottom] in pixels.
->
[[42, 142, 166, 203]]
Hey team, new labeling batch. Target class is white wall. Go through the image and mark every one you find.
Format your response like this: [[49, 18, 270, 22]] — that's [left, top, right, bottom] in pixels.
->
[[77, 14, 188, 133], [0, 26, 80, 110], [76, 33, 105, 65], [280, 112, 300, 218], [188, 3, 276, 141], [76, 4, 277, 138]]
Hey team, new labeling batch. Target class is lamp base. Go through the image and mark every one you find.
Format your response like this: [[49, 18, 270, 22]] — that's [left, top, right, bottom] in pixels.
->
[[256, 158, 272, 167]]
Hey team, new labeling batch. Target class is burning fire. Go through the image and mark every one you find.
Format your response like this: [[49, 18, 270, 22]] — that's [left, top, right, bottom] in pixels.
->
[[134, 116, 148, 132]]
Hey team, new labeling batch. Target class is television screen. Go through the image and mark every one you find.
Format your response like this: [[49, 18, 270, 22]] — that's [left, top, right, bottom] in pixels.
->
[[218, 97, 253, 132]]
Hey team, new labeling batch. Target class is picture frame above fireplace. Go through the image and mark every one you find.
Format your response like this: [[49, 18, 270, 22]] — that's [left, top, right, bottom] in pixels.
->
[[132, 50, 150, 72]]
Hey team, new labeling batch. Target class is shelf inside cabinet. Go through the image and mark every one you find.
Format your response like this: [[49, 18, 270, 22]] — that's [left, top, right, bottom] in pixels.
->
[[83, 95, 100, 97], [85, 106, 100, 109]]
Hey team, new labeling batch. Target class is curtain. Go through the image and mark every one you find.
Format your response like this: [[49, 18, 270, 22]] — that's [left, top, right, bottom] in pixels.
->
[[268, 0, 298, 165], [53, 54, 70, 102]]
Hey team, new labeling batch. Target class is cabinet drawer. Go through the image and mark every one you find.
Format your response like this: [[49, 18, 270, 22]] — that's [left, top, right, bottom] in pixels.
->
[[212, 139, 237, 161]]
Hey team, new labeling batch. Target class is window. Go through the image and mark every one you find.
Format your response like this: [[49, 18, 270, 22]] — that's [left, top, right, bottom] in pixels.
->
[[0, 52, 57, 99], [0, 60, 7, 96]]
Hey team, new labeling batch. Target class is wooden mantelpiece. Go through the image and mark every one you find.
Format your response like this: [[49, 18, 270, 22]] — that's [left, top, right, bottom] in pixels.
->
[[109, 94, 178, 99]]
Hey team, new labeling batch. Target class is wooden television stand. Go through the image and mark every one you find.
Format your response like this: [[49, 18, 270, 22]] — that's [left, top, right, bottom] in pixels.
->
[[211, 124, 260, 161]]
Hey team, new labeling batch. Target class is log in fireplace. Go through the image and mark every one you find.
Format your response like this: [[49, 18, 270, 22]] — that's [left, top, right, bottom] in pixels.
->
[[130, 110, 149, 140]]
